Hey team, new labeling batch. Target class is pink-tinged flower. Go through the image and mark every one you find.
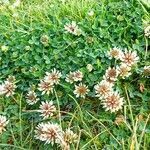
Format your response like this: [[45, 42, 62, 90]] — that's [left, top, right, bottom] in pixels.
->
[[64, 21, 82, 36], [120, 49, 139, 66], [73, 70, 83, 82], [102, 92, 124, 113], [117, 64, 131, 79], [26, 91, 39, 105], [94, 80, 113, 98], [74, 83, 89, 98], [103, 67, 119, 83], [38, 80, 54, 95], [65, 72, 75, 84], [108, 47, 123, 60], [144, 25, 150, 38], [44, 68, 62, 85], [3, 81, 16, 97], [0, 115, 9, 134], [35, 122, 63, 145], [39, 101, 56, 119]]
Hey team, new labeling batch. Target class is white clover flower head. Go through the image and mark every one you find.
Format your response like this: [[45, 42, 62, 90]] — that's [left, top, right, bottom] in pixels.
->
[[26, 90, 39, 105], [102, 91, 124, 113], [144, 25, 150, 38], [117, 63, 131, 79], [74, 83, 89, 98], [0, 115, 9, 134], [143, 66, 150, 76], [38, 80, 54, 95], [39, 101, 56, 119], [3, 80, 16, 97], [63, 128, 78, 144], [94, 80, 113, 99], [65, 72, 75, 84], [73, 70, 83, 82], [86, 64, 93, 72], [35, 122, 63, 145], [44, 68, 62, 85], [88, 10, 94, 16], [64, 21, 82, 36], [108, 47, 123, 60], [120, 49, 139, 66], [103, 67, 119, 83]]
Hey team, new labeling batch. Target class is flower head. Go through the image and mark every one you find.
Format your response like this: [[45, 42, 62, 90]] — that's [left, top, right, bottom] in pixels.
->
[[74, 83, 89, 98], [35, 122, 63, 145], [0, 84, 5, 96], [39, 101, 56, 119], [86, 64, 93, 72], [143, 66, 150, 76], [26, 91, 39, 105], [94, 80, 113, 98], [3, 81, 16, 97], [88, 10, 94, 16], [63, 128, 78, 144], [44, 68, 62, 85], [120, 49, 139, 66], [65, 72, 75, 84], [0, 115, 9, 134], [102, 91, 124, 113], [64, 21, 82, 36], [38, 80, 54, 95], [40, 34, 49, 46], [144, 25, 150, 38], [108, 47, 123, 60], [103, 67, 119, 83], [117, 63, 131, 78], [73, 70, 83, 82]]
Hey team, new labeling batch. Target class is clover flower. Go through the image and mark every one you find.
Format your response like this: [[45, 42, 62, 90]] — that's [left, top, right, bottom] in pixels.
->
[[74, 83, 89, 98], [103, 67, 119, 83], [143, 66, 150, 77], [94, 80, 113, 98], [65, 72, 75, 84], [3, 81, 16, 97], [0, 84, 5, 95], [117, 63, 131, 78], [120, 49, 139, 66], [102, 91, 124, 113], [44, 68, 62, 85], [38, 80, 54, 95], [26, 90, 39, 105], [64, 21, 82, 36], [35, 122, 63, 145], [39, 101, 56, 119], [86, 64, 93, 72], [73, 70, 83, 82], [108, 47, 123, 60], [60, 128, 78, 150], [88, 10, 94, 16], [40, 34, 49, 46], [0, 115, 9, 134], [144, 25, 150, 38], [63, 128, 78, 144]]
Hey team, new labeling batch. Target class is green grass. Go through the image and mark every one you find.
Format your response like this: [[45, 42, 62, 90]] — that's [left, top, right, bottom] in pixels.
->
[[0, 0, 150, 149]]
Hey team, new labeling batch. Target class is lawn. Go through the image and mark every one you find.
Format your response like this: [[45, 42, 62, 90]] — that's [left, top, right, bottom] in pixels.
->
[[0, 0, 150, 149]]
